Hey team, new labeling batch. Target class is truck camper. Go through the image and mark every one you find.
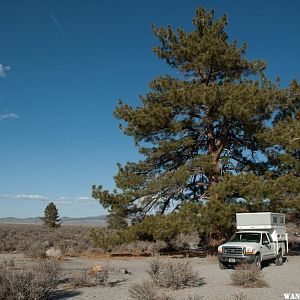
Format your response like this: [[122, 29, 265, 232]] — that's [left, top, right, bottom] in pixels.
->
[[218, 212, 288, 269]]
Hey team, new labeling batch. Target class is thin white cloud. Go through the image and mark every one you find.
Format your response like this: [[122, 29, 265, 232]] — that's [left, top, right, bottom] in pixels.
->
[[53, 196, 71, 205], [54, 200, 71, 205], [16, 194, 48, 201], [0, 194, 48, 201], [0, 113, 19, 121], [76, 196, 97, 206], [0, 64, 10, 77], [77, 196, 93, 201], [57, 196, 69, 200], [0, 194, 99, 207]]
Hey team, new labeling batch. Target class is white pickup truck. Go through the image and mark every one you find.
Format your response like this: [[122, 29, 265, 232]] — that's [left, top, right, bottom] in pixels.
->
[[218, 212, 288, 269]]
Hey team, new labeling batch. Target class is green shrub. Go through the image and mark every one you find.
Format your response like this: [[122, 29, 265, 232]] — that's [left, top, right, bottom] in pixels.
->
[[89, 202, 240, 251], [90, 227, 136, 251], [90, 203, 202, 250]]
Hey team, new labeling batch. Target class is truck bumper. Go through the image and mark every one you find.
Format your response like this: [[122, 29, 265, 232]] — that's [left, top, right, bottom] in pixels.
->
[[218, 254, 256, 264]]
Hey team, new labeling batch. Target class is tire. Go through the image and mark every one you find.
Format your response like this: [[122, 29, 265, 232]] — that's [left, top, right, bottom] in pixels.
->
[[275, 250, 283, 266], [219, 261, 227, 270], [253, 254, 261, 270]]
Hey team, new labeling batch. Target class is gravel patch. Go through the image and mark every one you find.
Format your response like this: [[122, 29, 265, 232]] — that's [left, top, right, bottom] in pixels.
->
[[1, 253, 299, 300]]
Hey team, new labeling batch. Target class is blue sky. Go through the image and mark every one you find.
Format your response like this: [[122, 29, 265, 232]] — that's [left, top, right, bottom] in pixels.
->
[[1, 0, 300, 218]]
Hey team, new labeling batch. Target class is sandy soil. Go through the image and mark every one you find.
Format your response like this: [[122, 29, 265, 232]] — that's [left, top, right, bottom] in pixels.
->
[[1, 253, 299, 300]]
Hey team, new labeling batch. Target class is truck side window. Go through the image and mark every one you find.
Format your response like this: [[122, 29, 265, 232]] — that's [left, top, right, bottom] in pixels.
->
[[273, 216, 277, 223], [267, 233, 273, 242], [262, 233, 269, 244]]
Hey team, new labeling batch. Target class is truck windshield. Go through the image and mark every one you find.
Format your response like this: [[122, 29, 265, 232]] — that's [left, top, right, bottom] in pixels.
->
[[228, 232, 261, 243]]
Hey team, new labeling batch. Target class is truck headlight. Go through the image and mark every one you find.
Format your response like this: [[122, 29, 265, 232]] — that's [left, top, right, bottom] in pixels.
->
[[245, 248, 255, 255], [218, 246, 223, 254]]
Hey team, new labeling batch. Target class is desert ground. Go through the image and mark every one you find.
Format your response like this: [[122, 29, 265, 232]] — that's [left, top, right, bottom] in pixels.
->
[[1, 223, 299, 300], [1, 252, 299, 300]]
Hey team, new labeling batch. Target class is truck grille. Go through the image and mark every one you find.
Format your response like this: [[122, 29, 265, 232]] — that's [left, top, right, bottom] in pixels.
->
[[223, 247, 243, 255]]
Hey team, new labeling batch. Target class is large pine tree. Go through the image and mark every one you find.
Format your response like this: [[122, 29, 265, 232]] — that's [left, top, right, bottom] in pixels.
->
[[93, 7, 300, 220]]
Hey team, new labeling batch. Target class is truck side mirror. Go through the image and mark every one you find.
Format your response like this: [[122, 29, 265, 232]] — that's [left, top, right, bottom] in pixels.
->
[[262, 240, 269, 245]]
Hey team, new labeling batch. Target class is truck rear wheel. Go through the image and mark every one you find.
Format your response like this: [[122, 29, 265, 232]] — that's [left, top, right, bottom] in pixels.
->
[[219, 261, 227, 270], [275, 250, 283, 266]]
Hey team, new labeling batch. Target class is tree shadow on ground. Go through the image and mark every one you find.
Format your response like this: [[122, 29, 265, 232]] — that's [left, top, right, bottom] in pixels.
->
[[198, 277, 206, 286], [289, 241, 300, 256], [50, 290, 82, 299], [109, 278, 128, 287]]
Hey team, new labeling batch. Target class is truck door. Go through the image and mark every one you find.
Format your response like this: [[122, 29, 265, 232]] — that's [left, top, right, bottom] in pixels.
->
[[267, 232, 277, 258], [262, 233, 275, 260]]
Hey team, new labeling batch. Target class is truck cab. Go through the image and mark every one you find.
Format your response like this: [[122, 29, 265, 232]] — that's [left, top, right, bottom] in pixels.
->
[[218, 212, 288, 269]]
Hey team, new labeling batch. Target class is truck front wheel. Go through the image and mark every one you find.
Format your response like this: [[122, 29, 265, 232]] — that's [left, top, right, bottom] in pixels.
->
[[253, 255, 261, 270], [275, 250, 283, 266], [219, 261, 227, 270]]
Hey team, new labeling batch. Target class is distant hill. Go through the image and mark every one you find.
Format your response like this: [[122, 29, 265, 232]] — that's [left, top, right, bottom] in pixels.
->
[[0, 215, 107, 226]]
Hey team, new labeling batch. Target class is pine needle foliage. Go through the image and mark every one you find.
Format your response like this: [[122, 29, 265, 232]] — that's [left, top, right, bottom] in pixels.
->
[[93, 7, 300, 222], [42, 202, 61, 229]]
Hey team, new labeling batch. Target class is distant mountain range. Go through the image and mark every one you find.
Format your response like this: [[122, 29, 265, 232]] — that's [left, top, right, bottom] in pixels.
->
[[0, 215, 107, 226]]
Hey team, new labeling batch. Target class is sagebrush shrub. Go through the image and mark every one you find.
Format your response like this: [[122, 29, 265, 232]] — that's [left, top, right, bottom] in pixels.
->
[[147, 257, 202, 289], [172, 232, 200, 249], [0, 259, 59, 300], [24, 240, 48, 259], [231, 263, 267, 288], [69, 265, 109, 288], [0, 224, 92, 257]]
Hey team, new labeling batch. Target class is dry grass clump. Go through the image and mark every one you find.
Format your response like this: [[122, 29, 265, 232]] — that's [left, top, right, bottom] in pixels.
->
[[0, 259, 59, 300], [129, 280, 172, 300], [128, 280, 203, 300], [147, 256, 203, 289], [69, 265, 109, 288], [229, 292, 248, 300], [45, 247, 63, 259], [171, 232, 200, 250], [231, 263, 268, 288]]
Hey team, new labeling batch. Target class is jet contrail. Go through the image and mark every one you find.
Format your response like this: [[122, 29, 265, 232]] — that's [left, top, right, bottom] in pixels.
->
[[49, 12, 69, 40]]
